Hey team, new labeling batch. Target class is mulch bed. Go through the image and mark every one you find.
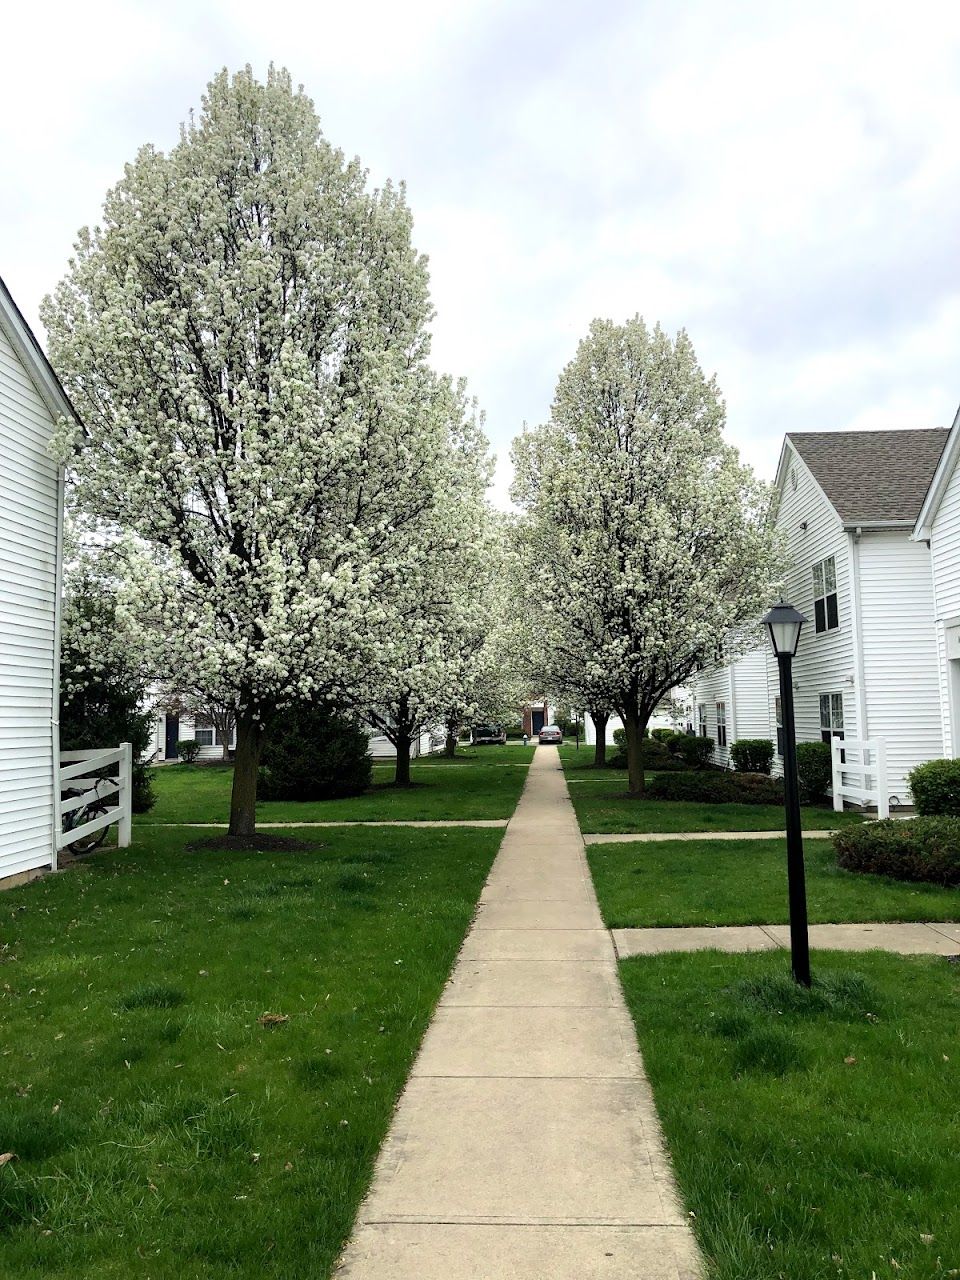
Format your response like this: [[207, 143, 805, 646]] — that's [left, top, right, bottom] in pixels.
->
[[187, 833, 312, 852]]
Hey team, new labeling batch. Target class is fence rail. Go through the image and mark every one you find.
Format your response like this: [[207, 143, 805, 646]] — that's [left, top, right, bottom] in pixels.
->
[[57, 743, 133, 852], [831, 735, 889, 819]]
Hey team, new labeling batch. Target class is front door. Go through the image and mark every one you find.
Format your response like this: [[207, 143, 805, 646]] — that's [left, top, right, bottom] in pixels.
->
[[532, 707, 546, 734], [165, 714, 180, 759]]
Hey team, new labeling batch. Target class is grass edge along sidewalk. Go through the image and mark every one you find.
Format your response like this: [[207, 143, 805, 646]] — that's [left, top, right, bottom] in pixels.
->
[[617, 949, 960, 1279], [586, 835, 960, 927], [0, 823, 503, 1278]]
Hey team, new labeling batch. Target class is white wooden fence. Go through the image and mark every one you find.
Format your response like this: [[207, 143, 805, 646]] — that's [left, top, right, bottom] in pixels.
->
[[57, 743, 133, 852], [831, 735, 889, 819]]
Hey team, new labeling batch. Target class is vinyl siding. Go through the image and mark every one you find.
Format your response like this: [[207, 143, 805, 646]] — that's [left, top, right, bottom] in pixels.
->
[[689, 664, 733, 767], [927, 452, 960, 755], [0, 328, 60, 880], [765, 448, 860, 761], [857, 531, 941, 800]]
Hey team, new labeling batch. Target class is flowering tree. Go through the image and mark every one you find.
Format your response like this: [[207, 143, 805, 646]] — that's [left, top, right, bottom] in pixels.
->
[[511, 317, 781, 795], [361, 474, 508, 786], [59, 545, 157, 811], [510, 520, 621, 766], [43, 66, 471, 838]]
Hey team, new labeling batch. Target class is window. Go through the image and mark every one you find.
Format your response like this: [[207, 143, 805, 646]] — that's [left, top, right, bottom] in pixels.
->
[[775, 697, 784, 755], [716, 702, 727, 747], [697, 704, 707, 738], [812, 555, 839, 633], [194, 714, 214, 748], [819, 693, 844, 744]]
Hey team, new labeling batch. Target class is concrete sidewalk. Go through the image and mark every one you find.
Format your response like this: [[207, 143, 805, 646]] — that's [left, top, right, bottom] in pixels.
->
[[614, 921, 960, 957], [336, 747, 702, 1279]]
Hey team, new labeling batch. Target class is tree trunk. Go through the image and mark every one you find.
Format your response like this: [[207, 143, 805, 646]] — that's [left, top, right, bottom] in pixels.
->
[[229, 713, 263, 836], [393, 695, 414, 787], [623, 706, 647, 797], [395, 734, 412, 787], [444, 717, 458, 758], [591, 710, 608, 768]]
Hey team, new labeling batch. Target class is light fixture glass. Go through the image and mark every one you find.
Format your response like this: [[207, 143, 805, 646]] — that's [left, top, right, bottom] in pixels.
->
[[762, 602, 806, 658]]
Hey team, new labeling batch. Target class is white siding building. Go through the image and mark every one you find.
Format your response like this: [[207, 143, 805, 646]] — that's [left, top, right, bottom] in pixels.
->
[[691, 428, 949, 804], [0, 278, 73, 886], [690, 646, 772, 769], [914, 404, 960, 758]]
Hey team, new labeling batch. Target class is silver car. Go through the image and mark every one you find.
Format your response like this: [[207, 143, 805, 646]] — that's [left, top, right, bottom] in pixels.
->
[[538, 724, 563, 744]]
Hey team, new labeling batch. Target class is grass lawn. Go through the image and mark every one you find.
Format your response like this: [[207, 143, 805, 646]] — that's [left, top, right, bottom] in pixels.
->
[[620, 950, 960, 1279], [143, 749, 533, 826], [569, 777, 865, 834], [588, 837, 960, 926], [0, 824, 502, 1277]]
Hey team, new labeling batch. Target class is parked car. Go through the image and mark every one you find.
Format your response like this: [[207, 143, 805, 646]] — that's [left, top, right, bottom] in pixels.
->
[[472, 724, 507, 745], [538, 724, 563, 744]]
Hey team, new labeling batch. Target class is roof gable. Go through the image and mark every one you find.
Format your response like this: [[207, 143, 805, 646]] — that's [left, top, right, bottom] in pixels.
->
[[786, 429, 948, 526], [0, 275, 78, 426], [914, 403, 960, 540]]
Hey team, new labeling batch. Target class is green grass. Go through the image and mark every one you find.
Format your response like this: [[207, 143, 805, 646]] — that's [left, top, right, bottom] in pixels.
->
[[588, 837, 960, 926], [143, 749, 533, 826], [569, 777, 865, 834], [0, 824, 501, 1277], [619, 950, 960, 1278]]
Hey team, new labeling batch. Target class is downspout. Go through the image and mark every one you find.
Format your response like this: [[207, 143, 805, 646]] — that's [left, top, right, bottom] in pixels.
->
[[49, 464, 66, 869], [727, 660, 737, 769], [847, 528, 868, 741]]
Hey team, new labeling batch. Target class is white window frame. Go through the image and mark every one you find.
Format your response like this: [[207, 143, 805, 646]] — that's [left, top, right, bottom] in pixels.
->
[[716, 701, 727, 747], [775, 696, 784, 755], [819, 692, 844, 743], [813, 555, 839, 634], [697, 704, 707, 738], [193, 714, 214, 748]]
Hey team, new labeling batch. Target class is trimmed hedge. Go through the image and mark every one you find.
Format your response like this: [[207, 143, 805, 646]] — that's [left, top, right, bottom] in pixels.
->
[[609, 736, 690, 772], [797, 741, 832, 804], [647, 770, 784, 805], [730, 738, 774, 776], [178, 739, 203, 765], [909, 759, 960, 816], [259, 703, 372, 800], [673, 735, 715, 769], [833, 817, 960, 887]]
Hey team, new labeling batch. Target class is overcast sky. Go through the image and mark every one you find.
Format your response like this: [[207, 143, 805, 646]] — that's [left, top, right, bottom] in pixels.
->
[[4, 0, 960, 503]]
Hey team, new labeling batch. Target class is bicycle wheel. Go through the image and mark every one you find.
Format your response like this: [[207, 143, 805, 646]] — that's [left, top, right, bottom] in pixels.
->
[[67, 803, 111, 854]]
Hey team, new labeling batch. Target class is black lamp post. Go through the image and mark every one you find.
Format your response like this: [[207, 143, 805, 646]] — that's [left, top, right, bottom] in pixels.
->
[[762, 601, 811, 988]]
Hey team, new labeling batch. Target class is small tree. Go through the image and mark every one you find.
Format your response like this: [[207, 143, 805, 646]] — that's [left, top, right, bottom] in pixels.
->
[[259, 703, 372, 800], [59, 564, 156, 812], [512, 317, 781, 795]]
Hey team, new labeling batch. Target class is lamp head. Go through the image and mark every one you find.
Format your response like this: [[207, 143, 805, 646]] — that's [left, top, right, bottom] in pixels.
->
[[762, 601, 806, 658]]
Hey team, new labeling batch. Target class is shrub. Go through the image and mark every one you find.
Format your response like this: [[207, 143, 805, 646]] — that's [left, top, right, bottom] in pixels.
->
[[612, 727, 626, 749], [796, 741, 832, 804], [729, 738, 774, 775], [650, 728, 674, 744], [259, 703, 372, 801], [608, 736, 689, 772], [177, 739, 203, 765], [909, 759, 960, 816], [647, 770, 783, 805], [833, 817, 960, 886], [673, 735, 715, 769]]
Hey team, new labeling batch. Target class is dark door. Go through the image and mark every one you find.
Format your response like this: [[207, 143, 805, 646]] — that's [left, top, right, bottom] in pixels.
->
[[165, 714, 180, 759], [532, 708, 546, 734]]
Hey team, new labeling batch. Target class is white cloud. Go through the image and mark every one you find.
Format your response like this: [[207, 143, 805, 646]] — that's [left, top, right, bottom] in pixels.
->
[[3, 0, 959, 505]]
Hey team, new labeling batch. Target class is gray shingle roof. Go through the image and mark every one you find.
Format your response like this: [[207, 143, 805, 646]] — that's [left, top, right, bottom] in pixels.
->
[[786, 429, 949, 524]]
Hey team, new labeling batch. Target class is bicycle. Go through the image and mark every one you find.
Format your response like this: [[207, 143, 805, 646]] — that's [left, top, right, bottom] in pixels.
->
[[62, 777, 112, 855]]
